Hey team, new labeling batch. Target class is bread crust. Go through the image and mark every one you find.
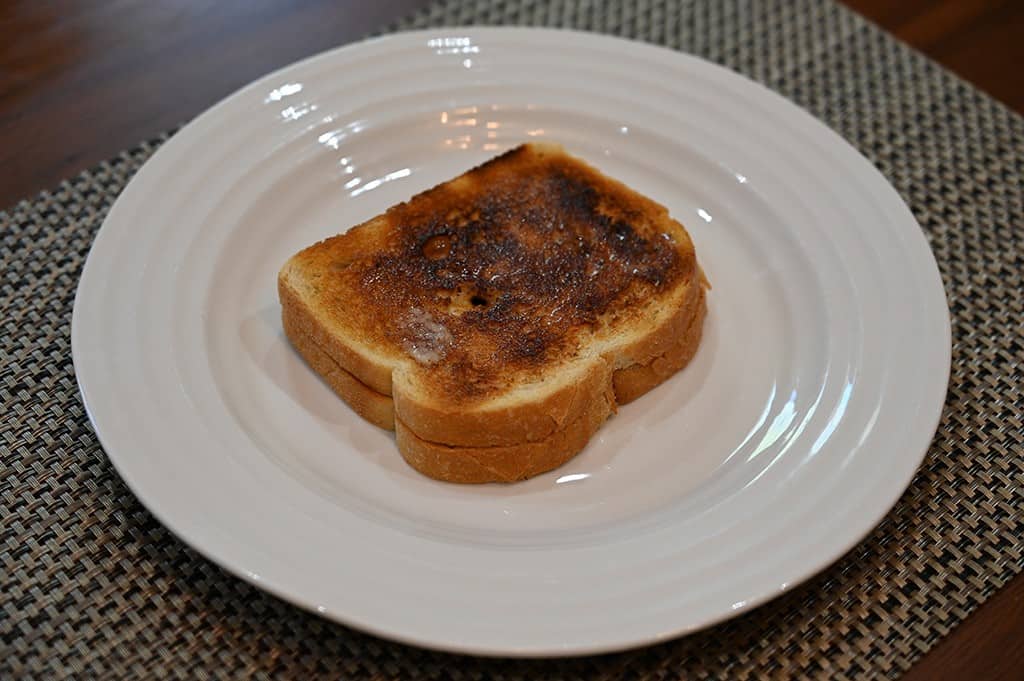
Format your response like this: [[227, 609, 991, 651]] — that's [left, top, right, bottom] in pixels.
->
[[281, 295, 395, 430], [613, 285, 707, 404], [279, 270, 395, 395], [394, 386, 614, 483]]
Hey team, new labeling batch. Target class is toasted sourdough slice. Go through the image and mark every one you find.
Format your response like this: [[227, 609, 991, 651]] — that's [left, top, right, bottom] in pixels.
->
[[279, 142, 708, 482]]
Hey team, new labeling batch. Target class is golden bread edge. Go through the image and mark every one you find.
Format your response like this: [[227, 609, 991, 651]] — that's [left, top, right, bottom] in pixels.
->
[[613, 284, 707, 404], [281, 293, 396, 430], [279, 248, 396, 395], [394, 386, 615, 483]]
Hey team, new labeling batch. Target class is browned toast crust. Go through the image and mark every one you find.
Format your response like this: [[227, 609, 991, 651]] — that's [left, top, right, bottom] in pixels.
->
[[394, 387, 615, 484], [281, 295, 395, 429], [613, 285, 706, 404]]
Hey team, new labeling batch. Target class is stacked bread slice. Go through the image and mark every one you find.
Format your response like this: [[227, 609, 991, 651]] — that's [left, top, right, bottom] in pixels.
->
[[278, 143, 708, 483]]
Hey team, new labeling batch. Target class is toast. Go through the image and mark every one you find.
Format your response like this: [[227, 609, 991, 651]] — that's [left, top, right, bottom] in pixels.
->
[[278, 142, 708, 483]]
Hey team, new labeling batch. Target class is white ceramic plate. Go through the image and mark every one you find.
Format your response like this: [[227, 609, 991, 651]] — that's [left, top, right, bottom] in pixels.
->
[[72, 28, 950, 656]]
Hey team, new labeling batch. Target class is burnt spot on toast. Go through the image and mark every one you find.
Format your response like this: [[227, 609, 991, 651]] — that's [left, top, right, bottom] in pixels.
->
[[337, 144, 690, 399]]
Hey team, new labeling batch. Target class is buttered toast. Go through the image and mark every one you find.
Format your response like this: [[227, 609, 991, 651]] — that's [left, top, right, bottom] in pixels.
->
[[278, 142, 708, 483]]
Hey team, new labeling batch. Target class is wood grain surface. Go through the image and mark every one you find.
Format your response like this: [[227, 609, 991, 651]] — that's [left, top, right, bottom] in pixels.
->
[[0, 0, 433, 207], [1, 1, 1021, 678]]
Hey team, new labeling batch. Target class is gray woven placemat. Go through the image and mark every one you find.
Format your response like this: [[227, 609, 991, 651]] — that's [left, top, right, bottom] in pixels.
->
[[2, 0, 1022, 678]]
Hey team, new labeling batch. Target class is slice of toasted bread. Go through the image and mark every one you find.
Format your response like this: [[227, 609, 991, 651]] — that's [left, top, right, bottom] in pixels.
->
[[279, 142, 708, 482]]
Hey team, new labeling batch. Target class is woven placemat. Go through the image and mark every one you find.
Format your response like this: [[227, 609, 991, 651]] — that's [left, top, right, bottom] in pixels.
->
[[2, 0, 1022, 678]]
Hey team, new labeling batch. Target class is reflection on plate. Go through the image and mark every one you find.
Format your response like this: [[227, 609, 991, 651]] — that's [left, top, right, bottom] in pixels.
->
[[73, 28, 950, 656]]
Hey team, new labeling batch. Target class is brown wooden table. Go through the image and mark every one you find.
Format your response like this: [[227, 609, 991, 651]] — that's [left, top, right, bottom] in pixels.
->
[[2, 1, 1022, 677]]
